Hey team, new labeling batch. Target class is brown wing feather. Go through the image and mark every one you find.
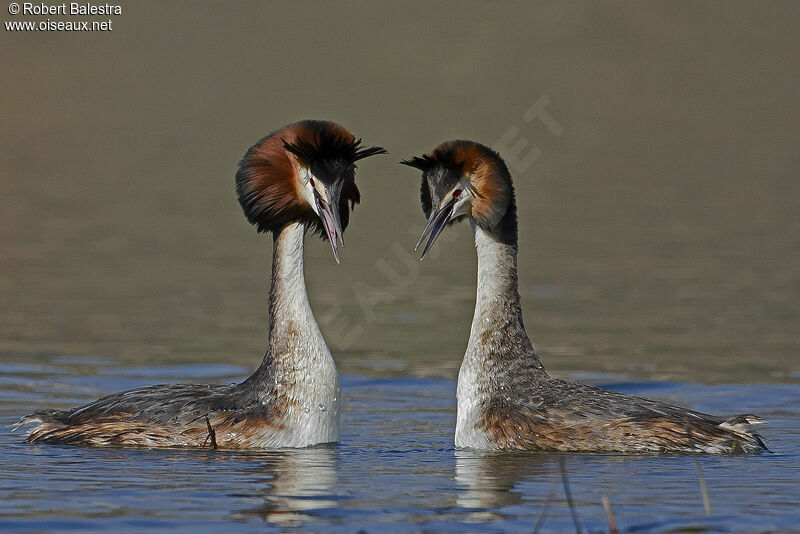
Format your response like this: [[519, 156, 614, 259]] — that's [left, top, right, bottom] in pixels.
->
[[477, 380, 766, 453], [26, 411, 289, 449], [21, 382, 300, 449]]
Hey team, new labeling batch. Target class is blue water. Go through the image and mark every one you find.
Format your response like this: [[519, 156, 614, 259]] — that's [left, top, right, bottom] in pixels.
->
[[1, 358, 798, 533]]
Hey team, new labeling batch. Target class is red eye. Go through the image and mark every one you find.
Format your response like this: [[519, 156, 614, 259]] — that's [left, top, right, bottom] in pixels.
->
[[453, 189, 462, 198], [309, 178, 315, 187]]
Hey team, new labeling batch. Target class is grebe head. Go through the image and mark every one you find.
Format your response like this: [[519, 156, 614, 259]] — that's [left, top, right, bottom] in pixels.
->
[[236, 120, 386, 262], [401, 140, 513, 258]]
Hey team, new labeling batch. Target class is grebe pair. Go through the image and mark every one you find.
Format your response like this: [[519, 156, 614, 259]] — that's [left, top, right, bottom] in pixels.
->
[[19, 121, 766, 453]]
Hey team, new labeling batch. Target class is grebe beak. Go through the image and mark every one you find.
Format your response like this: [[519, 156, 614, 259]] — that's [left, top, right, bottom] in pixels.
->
[[314, 191, 343, 264], [415, 197, 456, 260]]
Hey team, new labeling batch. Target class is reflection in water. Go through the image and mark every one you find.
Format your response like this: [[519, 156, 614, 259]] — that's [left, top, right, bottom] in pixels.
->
[[455, 449, 555, 510], [238, 447, 338, 527], [1, 365, 798, 531]]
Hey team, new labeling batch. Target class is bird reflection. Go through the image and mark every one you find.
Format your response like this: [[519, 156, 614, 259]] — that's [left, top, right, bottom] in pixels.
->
[[455, 449, 555, 511], [238, 446, 338, 527]]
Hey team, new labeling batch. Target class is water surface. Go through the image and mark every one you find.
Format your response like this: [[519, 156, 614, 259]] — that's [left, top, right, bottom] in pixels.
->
[[2, 360, 799, 532]]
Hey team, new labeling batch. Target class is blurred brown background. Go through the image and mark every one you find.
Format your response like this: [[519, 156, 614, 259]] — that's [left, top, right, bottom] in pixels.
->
[[1, 1, 798, 382]]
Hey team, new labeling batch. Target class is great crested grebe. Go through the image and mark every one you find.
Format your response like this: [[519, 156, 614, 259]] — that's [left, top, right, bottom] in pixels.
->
[[19, 120, 385, 449], [401, 140, 766, 454]]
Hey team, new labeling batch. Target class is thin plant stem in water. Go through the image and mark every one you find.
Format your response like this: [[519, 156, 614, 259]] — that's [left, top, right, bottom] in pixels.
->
[[685, 417, 711, 515], [560, 456, 582, 534], [533, 472, 560, 533], [601, 495, 618, 533], [694, 457, 711, 515]]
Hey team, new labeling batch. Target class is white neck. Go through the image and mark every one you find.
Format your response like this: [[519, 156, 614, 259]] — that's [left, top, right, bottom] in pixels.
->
[[473, 226, 520, 316], [267, 222, 321, 350], [245, 222, 340, 447], [466, 225, 525, 354], [456, 224, 544, 448]]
